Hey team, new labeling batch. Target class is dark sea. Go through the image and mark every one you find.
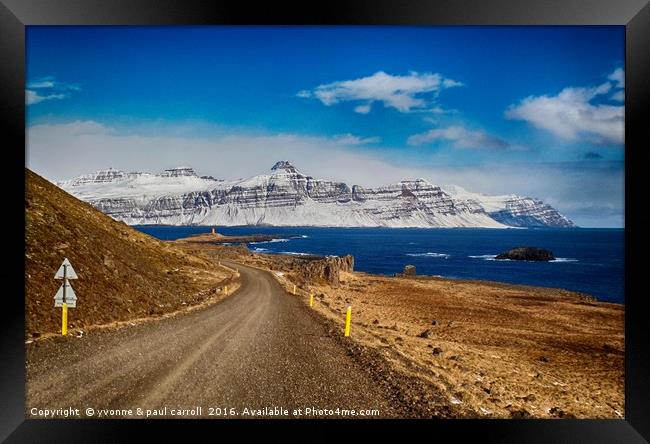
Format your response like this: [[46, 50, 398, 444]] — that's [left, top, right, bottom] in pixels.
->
[[134, 226, 625, 304]]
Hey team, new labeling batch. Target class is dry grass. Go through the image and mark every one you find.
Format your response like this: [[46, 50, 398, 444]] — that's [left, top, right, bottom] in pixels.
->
[[305, 272, 624, 419]]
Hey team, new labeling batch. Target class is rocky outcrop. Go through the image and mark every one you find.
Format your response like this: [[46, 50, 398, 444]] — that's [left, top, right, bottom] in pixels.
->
[[63, 168, 130, 186], [180, 232, 290, 245], [294, 255, 354, 286], [495, 247, 555, 261], [58, 161, 575, 228], [160, 167, 197, 177], [403, 265, 416, 276]]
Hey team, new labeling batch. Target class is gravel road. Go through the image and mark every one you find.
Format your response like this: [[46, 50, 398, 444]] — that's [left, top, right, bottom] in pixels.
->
[[26, 261, 399, 419]]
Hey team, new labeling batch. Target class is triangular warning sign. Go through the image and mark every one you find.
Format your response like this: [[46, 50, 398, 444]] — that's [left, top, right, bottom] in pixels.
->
[[54, 258, 78, 280], [54, 282, 77, 308]]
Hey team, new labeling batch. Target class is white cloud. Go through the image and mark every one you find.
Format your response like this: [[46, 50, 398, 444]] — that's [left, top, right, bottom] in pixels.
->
[[26, 90, 67, 105], [407, 125, 514, 150], [28, 80, 56, 89], [25, 76, 80, 105], [610, 90, 625, 102], [442, 79, 462, 88], [427, 107, 446, 114], [607, 67, 625, 88], [332, 134, 380, 145], [298, 70, 462, 113], [354, 104, 371, 114], [505, 69, 625, 145]]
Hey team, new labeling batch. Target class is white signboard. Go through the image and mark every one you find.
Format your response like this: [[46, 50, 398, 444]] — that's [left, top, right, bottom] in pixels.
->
[[55, 258, 78, 280], [54, 282, 77, 308]]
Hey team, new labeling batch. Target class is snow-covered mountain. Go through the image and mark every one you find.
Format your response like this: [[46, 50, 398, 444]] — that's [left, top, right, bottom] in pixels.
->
[[56, 161, 575, 228], [441, 184, 575, 228]]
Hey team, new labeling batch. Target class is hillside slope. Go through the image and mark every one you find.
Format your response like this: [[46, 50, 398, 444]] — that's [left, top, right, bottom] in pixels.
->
[[25, 169, 233, 338]]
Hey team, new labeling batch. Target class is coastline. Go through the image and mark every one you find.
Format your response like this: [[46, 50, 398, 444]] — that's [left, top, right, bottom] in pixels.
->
[[168, 226, 625, 306], [173, 239, 624, 419]]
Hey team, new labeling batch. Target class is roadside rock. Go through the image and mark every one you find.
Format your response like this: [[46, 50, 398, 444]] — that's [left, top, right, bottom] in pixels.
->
[[294, 255, 354, 286], [495, 247, 555, 261], [418, 329, 434, 339], [432, 347, 443, 356]]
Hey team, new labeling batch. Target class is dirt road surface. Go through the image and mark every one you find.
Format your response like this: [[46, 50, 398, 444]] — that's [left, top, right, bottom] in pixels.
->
[[26, 262, 399, 418]]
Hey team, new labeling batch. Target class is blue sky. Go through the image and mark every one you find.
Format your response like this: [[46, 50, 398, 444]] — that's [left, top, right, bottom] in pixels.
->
[[25, 26, 625, 227]]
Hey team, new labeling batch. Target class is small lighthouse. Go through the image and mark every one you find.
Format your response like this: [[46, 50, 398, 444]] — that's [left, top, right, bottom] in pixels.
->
[[211, 227, 216, 235]]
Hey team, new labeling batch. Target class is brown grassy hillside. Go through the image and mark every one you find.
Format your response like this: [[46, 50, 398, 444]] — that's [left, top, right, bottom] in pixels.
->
[[25, 169, 232, 338]]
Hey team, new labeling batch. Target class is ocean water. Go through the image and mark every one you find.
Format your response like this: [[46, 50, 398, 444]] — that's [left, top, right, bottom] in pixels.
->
[[134, 226, 625, 304]]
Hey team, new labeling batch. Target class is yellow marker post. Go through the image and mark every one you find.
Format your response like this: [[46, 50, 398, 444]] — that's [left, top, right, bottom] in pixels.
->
[[309, 292, 314, 308], [344, 306, 352, 337], [225, 285, 228, 295], [61, 303, 68, 336], [293, 285, 296, 295]]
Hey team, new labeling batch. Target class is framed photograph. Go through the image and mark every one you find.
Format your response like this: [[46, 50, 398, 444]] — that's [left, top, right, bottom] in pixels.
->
[[3, 0, 649, 441]]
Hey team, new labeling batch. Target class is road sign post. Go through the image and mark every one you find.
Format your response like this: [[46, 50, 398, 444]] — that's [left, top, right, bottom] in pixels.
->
[[344, 306, 352, 337], [309, 292, 314, 308], [62, 303, 68, 336], [54, 258, 78, 335]]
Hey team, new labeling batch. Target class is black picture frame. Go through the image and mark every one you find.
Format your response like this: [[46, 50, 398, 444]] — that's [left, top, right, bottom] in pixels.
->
[[2, 0, 648, 441]]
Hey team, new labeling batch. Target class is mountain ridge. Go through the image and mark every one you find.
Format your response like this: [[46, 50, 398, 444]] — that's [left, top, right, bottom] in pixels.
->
[[57, 161, 575, 228]]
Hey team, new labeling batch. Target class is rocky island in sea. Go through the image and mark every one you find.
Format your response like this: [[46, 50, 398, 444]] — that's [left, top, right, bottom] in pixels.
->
[[495, 247, 556, 261]]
